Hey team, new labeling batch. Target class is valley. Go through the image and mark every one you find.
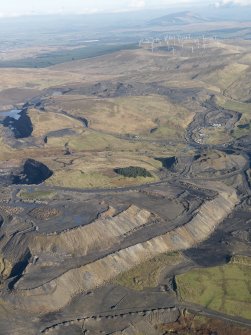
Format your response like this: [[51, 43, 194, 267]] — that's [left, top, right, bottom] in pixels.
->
[[0, 8, 250, 335]]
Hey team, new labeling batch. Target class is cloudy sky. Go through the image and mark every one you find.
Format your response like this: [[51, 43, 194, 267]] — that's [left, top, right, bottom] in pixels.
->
[[0, 0, 250, 17]]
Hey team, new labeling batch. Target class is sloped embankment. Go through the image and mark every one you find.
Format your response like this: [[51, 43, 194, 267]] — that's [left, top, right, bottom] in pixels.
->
[[11, 184, 238, 313], [0, 217, 33, 280], [30, 205, 153, 256]]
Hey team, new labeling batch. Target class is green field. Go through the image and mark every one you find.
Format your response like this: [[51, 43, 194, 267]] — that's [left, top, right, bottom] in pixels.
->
[[114, 252, 184, 290], [18, 190, 57, 201], [176, 256, 251, 320], [215, 96, 251, 139]]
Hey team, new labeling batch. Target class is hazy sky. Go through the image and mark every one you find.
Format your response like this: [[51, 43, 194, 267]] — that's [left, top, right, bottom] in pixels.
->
[[0, 0, 250, 17]]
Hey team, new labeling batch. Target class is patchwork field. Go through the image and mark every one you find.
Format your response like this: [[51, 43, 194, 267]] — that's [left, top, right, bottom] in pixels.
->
[[176, 256, 251, 319]]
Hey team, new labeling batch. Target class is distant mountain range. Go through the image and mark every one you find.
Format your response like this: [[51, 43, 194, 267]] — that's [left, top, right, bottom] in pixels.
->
[[148, 11, 212, 26]]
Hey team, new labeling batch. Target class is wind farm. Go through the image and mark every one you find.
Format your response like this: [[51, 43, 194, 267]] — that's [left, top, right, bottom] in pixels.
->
[[0, 6, 250, 335]]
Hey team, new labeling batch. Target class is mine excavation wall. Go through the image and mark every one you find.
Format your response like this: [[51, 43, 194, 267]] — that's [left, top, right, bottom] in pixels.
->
[[12, 186, 238, 314], [0, 256, 12, 279], [0, 234, 31, 279], [30, 205, 153, 256]]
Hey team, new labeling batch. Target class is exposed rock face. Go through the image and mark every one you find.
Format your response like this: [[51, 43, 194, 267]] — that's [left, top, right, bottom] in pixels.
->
[[12, 159, 53, 185], [10, 183, 238, 314], [0, 256, 12, 280], [30, 205, 153, 256], [0, 233, 31, 280]]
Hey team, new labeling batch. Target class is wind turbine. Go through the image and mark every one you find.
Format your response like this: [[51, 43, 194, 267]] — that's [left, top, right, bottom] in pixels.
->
[[151, 41, 154, 53]]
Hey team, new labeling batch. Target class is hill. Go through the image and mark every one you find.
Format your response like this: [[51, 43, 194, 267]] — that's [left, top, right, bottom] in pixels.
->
[[148, 11, 211, 26]]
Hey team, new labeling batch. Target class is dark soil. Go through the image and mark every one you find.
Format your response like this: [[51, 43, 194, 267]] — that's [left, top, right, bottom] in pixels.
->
[[156, 156, 177, 169], [3, 109, 33, 138], [12, 159, 53, 185]]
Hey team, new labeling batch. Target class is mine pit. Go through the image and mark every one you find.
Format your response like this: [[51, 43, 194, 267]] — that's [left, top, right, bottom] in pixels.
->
[[155, 156, 177, 170], [1, 108, 33, 138], [0, 15, 250, 335], [12, 159, 53, 185]]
